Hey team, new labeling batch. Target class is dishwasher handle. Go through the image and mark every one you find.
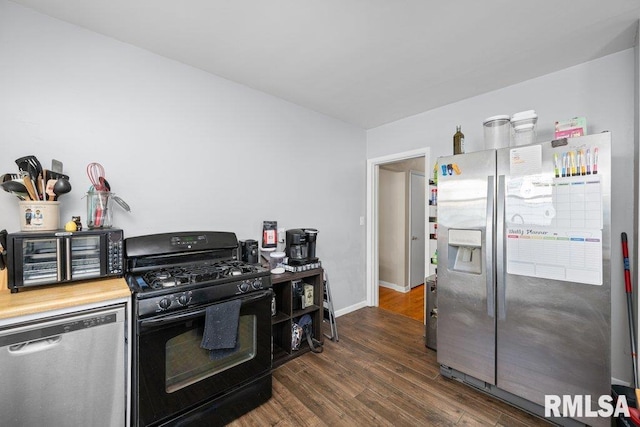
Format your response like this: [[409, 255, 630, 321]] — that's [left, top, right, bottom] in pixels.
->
[[0, 307, 121, 348], [8, 336, 62, 355]]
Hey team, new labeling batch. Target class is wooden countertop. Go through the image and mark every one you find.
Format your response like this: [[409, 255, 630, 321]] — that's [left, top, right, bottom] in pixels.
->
[[0, 269, 131, 320]]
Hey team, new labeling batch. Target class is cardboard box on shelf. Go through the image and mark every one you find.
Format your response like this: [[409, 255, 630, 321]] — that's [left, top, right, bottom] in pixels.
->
[[555, 117, 587, 139]]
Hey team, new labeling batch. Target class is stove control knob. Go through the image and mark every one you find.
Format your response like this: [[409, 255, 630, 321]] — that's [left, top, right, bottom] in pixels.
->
[[252, 279, 262, 290], [158, 298, 172, 310], [239, 281, 250, 292], [178, 293, 191, 306]]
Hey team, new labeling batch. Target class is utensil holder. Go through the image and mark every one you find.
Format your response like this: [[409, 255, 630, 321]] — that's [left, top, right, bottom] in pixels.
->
[[18, 201, 60, 231], [87, 191, 113, 229]]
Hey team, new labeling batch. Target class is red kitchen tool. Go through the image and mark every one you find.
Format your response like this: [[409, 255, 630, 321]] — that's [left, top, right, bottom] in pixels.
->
[[630, 407, 640, 426], [622, 232, 640, 409], [87, 163, 108, 226]]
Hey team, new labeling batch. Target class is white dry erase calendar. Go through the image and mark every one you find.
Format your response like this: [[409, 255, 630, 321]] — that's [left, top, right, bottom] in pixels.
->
[[505, 145, 603, 285]]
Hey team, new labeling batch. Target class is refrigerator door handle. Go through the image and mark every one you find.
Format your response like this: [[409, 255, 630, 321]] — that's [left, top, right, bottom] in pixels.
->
[[496, 175, 506, 320], [486, 175, 495, 318]]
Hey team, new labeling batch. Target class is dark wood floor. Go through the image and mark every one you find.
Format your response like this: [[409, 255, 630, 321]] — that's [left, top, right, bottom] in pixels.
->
[[228, 307, 551, 426], [379, 284, 425, 323]]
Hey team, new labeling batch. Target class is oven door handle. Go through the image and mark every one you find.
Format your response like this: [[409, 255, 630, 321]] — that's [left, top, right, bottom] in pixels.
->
[[139, 290, 273, 328]]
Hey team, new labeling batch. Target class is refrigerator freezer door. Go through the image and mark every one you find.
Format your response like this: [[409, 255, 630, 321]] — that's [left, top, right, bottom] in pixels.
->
[[495, 133, 611, 427], [437, 150, 497, 385]]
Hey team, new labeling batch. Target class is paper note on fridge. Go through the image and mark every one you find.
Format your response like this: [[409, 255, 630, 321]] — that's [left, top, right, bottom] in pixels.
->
[[506, 227, 602, 286], [510, 145, 542, 177]]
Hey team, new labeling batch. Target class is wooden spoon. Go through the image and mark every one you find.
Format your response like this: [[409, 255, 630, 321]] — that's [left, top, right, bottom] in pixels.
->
[[22, 176, 38, 201]]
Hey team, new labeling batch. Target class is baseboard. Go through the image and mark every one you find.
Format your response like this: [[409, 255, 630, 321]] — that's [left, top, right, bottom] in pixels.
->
[[334, 300, 367, 317], [379, 280, 409, 293]]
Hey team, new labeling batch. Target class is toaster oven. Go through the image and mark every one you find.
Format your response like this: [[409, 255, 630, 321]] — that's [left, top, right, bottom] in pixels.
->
[[6, 229, 124, 292]]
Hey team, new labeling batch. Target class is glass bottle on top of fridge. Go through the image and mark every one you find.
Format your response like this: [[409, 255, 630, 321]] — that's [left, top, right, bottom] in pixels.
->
[[453, 125, 465, 154]]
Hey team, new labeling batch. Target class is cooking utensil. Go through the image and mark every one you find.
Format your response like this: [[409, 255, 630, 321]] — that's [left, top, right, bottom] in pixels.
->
[[52, 178, 72, 200], [15, 155, 42, 185], [2, 180, 28, 192], [48, 170, 70, 180], [29, 164, 43, 200], [22, 175, 38, 201], [1, 181, 29, 200], [51, 159, 63, 174], [46, 179, 57, 201], [87, 162, 107, 191], [99, 176, 109, 191], [15, 156, 45, 200], [1, 173, 20, 183], [41, 169, 48, 200], [95, 192, 104, 227], [36, 172, 44, 199], [15, 157, 31, 179], [31, 156, 42, 177]]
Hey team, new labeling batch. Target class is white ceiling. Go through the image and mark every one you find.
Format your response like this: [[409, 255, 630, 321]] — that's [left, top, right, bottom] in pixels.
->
[[9, 0, 640, 129]]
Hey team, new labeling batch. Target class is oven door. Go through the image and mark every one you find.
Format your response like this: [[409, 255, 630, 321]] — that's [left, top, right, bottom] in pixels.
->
[[9, 235, 63, 288], [134, 289, 272, 426], [66, 233, 104, 280]]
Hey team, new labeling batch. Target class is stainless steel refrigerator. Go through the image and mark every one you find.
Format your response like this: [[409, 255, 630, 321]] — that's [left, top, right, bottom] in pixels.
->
[[436, 132, 611, 427]]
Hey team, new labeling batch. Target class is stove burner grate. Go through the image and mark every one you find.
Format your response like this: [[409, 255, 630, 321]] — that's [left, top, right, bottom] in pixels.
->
[[140, 260, 263, 290]]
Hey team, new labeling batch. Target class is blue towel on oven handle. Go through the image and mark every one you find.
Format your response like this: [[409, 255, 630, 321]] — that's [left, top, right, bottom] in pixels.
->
[[200, 298, 242, 352]]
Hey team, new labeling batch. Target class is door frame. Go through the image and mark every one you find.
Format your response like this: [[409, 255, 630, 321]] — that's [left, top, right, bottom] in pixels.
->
[[366, 148, 430, 307]]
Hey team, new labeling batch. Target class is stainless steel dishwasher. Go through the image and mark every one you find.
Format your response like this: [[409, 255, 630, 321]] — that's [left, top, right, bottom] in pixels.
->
[[0, 304, 126, 426]]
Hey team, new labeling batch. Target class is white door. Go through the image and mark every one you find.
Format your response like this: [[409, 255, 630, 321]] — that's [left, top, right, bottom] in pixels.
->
[[409, 171, 425, 288]]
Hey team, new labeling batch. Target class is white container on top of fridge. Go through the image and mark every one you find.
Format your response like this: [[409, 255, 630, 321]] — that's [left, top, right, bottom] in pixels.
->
[[510, 110, 538, 146], [436, 132, 611, 427]]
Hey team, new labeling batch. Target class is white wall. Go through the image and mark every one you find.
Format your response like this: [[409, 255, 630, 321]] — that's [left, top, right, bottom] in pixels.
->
[[367, 49, 636, 384], [378, 168, 405, 290], [0, 1, 367, 312]]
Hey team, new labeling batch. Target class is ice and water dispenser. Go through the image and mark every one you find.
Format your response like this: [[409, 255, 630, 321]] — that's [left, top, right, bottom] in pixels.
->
[[447, 229, 482, 274], [426, 229, 483, 350]]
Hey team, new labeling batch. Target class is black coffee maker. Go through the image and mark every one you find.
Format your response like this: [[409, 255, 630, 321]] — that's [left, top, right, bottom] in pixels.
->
[[285, 228, 318, 265], [239, 239, 259, 264]]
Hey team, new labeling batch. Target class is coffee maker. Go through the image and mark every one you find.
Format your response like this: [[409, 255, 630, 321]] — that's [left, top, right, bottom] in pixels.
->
[[239, 239, 259, 264], [285, 228, 318, 265]]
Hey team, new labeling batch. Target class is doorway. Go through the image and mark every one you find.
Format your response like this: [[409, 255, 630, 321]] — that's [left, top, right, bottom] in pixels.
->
[[409, 170, 425, 289], [366, 148, 430, 322]]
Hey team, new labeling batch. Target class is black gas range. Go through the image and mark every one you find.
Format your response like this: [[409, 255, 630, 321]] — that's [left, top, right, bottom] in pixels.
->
[[125, 231, 272, 318], [124, 231, 273, 427]]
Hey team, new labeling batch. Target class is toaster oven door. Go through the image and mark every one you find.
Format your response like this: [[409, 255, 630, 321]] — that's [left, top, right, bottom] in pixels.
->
[[12, 236, 64, 287], [67, 234, 103, 280]]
